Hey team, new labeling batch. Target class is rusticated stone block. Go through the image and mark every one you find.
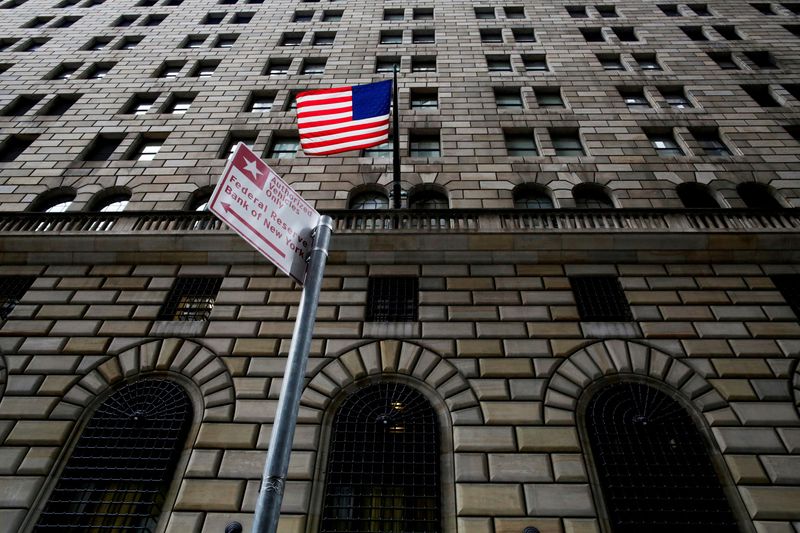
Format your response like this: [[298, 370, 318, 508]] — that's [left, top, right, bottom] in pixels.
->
[[456, 483, 525, 516], [175, 479, 245, 512]]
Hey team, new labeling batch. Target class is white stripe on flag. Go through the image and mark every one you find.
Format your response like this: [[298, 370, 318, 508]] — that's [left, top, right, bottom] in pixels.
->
[[302, 134, 389, 154], [298, 114, 389, 133], [296, 90, 351, 104]]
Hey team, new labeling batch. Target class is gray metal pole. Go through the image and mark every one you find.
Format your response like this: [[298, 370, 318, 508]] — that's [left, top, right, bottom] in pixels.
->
[[252, 215, 334, 533]]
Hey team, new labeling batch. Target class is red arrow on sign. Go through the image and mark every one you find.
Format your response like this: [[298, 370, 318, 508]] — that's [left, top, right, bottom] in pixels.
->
[[222, 202, 286, 258]]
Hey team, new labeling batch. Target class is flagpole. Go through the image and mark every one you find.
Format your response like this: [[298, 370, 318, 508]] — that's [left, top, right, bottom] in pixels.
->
[[392, 65, 401, 209]]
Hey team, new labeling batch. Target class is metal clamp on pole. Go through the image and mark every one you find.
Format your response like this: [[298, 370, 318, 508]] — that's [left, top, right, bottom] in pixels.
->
[[251, 215, 333, 533]]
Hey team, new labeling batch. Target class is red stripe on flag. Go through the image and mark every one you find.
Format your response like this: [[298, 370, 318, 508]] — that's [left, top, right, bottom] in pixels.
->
[[303, 136, 388, 155], [301, 128, 389, 149], [297, 86, 353, 98], [300, 118, 390, 139]]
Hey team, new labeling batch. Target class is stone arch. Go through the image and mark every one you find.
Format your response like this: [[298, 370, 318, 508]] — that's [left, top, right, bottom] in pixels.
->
[[52, 338, 235, 422], [543, 339, 728, 424], [302, 340, 484, 425]]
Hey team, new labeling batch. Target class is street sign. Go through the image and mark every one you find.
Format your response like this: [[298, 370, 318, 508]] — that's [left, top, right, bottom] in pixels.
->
[[209, 143, 320, 285]]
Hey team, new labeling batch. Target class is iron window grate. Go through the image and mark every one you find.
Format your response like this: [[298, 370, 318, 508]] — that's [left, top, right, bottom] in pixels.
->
[[157, 276, 222, 320], [34, 379, 192, 533], [366, 277, 419, 322], [0, 275, 35, 319], [586, 382, 739, 533], [570, 276, 632, 321], [771, 274, 800, 319], [320, 382, 441, 533]]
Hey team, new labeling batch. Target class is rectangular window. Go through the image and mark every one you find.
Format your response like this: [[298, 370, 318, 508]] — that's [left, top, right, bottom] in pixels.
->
[[82, 134, 123, 161], [123, 94, 159, 115], [782, 2, 800, 13], [293, 10, 313, 22], [660, 87, 692, 108], [681, 26, 707, 40], [267, 135, 300, 158], [202, 12, 225, 24], [220, 131, 257, 157], [714, 25, 741, 40], [410, 131, 440, 157], [214, 35, 239, 48], [157, 277, 223, 321], [475, 7, 496, 19], [784, 83, 800, 101], [570, 276, 632, 321], [246, 92, 274, 112], [535, 88, 564, 107], [480, 29, 503, 43], [117, 36, 144, 50], [691, 128, 732, 156], [597, 53, 624, 70], [658, 4, 681, 16], [505, 131, 538, 156], [688, 3, 712, 15], [322, 9, 342, 21], [411, 56, 436, 72], [0, 95, 43, 116], [380, 31, 403, 44], [0, 276, 35, 320], [156, 61, 185, 78], [281, 32, 304, 46], [613, 27, 638, 41], [646, 129, 684, 156], [410, 88, 437, 109], [744, 50, 778, 69], [54, 15, 81, 27], [751, 2, 775, 14], [566, 5, 588, 17], [114, 15, 138, 27], [128, 135, 166, 161], [522, 54, 548, 71], [412, 30, 435, 43], [182, 35, 207, 48], [620, 88, 650, 109], [634, 53, 661, 70], [596, 5, 618, 17], [84, 63, 114, 80], [362, 135, 392, 157], [0, 39, 19, 52], [190, 60, 219, 78], [48, 63, 81, 80], [312, 32, 335, 45], [141, 14, 167, 26], [486, 55, 512, 71], [84, 37, 111, 50], [383, 8, 403, 20], [413, 8, 433, 20], [0, 135, 37, 162], [164, 94, 194, 114], [504, 6, 525, 18], [24, 16, 53, 28], [495, 88, 524, 108], [301, 58, 326, 74], [265, 59, 291, 75], [551, 130, 585, 156], [375, 56, 400, 73], [709, 51, 739, 69], [232, 11, 254, 23], [21, 38, 49, 52], [366, 277, 418, 322], [513, 28, 536, 42], [771, 274, 800, 319], [38, 94, 80, 116]]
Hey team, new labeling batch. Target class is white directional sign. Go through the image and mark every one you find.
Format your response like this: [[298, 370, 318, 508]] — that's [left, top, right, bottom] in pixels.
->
[[209, 143, 320, 285]]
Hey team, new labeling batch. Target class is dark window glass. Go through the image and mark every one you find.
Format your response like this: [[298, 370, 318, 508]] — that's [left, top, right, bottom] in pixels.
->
[[0, 135, 37, 162], [596, 4, 618, 16], [411, 56, 436, 72], [634, 53, 661, 70], [413, 8, 433, 20], [660, 87, 693, 108], [581, 27, 605, 42], [613, 27, 637, 41], [380, 31, 402, 44], [232, 11, 253, 23], [350, 190, 389, 208], [751, 2, 775, 14], [486, 55, 512, 71], [522, 54, 548, 71], [536, 88, 564, 107], [552, 130, 585, 156], [742, 85, 780, 107], [782, 2, 800, 13], [313, 32, 335, 45], [658, 4, 681, 15], [708, 52, 739, 69], [410, 89, 437, 109], [410, 132, 440, 157], [82, 134, 123, 161], [771, 275, 800, 318], [513, 28, 536, 42], [366, 277, 419, 321], [321, 9, 342, 21], [320, 382, 440, 532], [38, 94, 80, 116], [376, 57, 400, 73], [574, 184, 613, 208], [691, 129, 731, 156], [412, 30, 435, 43], [567, 5, 588, 17], [158, 277, 222, 320], [714, 25, 741, 40], [0, 95, 42, 116], [598, 53, 624, 70], [570, 276, 631, 320], [267, 135, 299, 158], [647, 130, 684, 156], [0, 276, 35, 319], [475, 7, 496, 19], [586, 382, 739, 533], [495, 88, 523, 108], [409, 190, 447, 209], [504, 6, 525, 18], [505, 131, 538, 156], [281, 32, 304, 46], [737, 182, 782, 209], [34, 380, 192, 532], [744, 50, 778, 69], [293, 10, 313, 22], [384, 8, 403, 20], [620, 88, 650, 109], [681, 26, 707, 40], [514, 186, 552, 208], [677, 182, 719, 208], [480, 29, 503, 43]]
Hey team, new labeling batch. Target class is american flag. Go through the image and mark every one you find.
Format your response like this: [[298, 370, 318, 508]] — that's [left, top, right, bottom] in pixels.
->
[[297, 80, 392, 156]]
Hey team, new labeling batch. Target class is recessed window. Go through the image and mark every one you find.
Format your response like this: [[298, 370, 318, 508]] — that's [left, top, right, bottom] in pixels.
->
[[0, 276, 36, 320], [495, 88, 524, 108], [280, 32, 304, 46], [566, 5, 588, 17], [375, 56, 400, 73], [164, 94, 194, 115], [321, 9, 342, 21], [38, 94, 80, 116], [522, 54, 548, 71], [486, 55, 512, 71], [742, 84, 780, 107], [214, 35, 238, 48], [380, 31, 403, 44], [141, 14, 167, 26], [570, 276, 632, 320], [480, 28, 504, 43], [383, 8, 403, 20], [0, 135, 37, 162], [35, 189, 77, 212], [784, 125, 800, 142], [24, 16, 53, 28], [551, 129, 585, 156], [84, 63, 114, 80], [265, 59, 291, 75], [123, 94, 159, 115], [412, 30, 435, 44], [267, 135, 300, 158], [660, 87, 693, 108], [301, 58, 326, 74], [413, 7, 433, 20], [475, 7, 496, 19], [634, 53, 661, 70], [81, 134, 123, 161], [113, 15, 138, 27], [512, 28, 536, 42], [92, 191, 130, 212], [246, 92, 274, 112], [598, 53, 625, 70], [771, 275, 800, 318], [55, 0, 80, 7], [535, 87, 564, 107], [361, 137, 392, 157], [0, 64, 11, 76], [409, 190, 447, 209], [744, 50, 778, 69], [505, 131, 538, 156], [410, 88, 437, 109], [784, 84, 800, 101], [20, 38, 49, 52], [751, 2, 776, 14], [128, 135, 166, 161], [84, 37, 112, 50], [677, 182, 720, 208], [293, 10, 314, 22], [738, 182, 782, 209], [409, 131, 440, 157], [0, 39, 19, 52], [691, 128, 732, 156], [782, 2, 800, 13], [708, 51, 739, 69], [688, 3, 712, 15], [158, 277, 223, 320], [136, 0, 156, 6], [350, 190, 389, 208], [596, 5, 618, 17], [55, 15, 81, 27], [613, 26, 638, 41], [646, 129, 684, 156], [220, 131, 257, 157], [620, 88, 650, 109], [117, 36, 144, 50], [658, 4, 681, 16], [312, 31, 335, 45], [202, 12, 225, 24], [182, 35, 207, 48], [514, 185, 552, 208], [714, 25, 741, 40], [0, 95, 43, 116], [156, 61, 185, 78], [581, 27, 605, 42], [232, 11, 254, 23], [681, 25, 707, 40], [48, 63, 81, 80], [504, 6, 525, 18], [411, 56, 436, 72], [366, 278, 419, 321], [190, 60, 219, 78]]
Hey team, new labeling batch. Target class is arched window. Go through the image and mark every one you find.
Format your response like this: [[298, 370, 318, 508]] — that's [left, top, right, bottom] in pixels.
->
[[188, 189, 212, 211], [737, 182, 782, 209], [349, 191, 389, 210], [35, 379, 192, 533], [514, 184, 554, 209], [677, 183, 720, 208], [573, 184, 614, 208], [585, 382, 739, 533], [29, 188, 76, 213], [409, 189, 448, 209], [89, 189, 132, 212], [320, 382, 441, 533]]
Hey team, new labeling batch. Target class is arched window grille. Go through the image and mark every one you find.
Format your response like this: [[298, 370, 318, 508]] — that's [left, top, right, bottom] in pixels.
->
[[409, 190, 448, 209], [30, 188, 77, 213], [514, 185, 554, 209], [573, 184, 614, 208], [350, 191, 389, 210], [585, 382, 739, 533], [736, 182, 782, 209], [320, 382, 441, 533], [677, 183, 720, 208], [35, 379, 192, 533]]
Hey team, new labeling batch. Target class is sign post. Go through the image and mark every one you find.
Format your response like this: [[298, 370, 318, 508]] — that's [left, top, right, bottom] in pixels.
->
[[209, 143, 333, 533]]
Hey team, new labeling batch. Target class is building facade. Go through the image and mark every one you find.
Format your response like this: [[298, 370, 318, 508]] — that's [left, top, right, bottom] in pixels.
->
[[0, 0, 800, 532]]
